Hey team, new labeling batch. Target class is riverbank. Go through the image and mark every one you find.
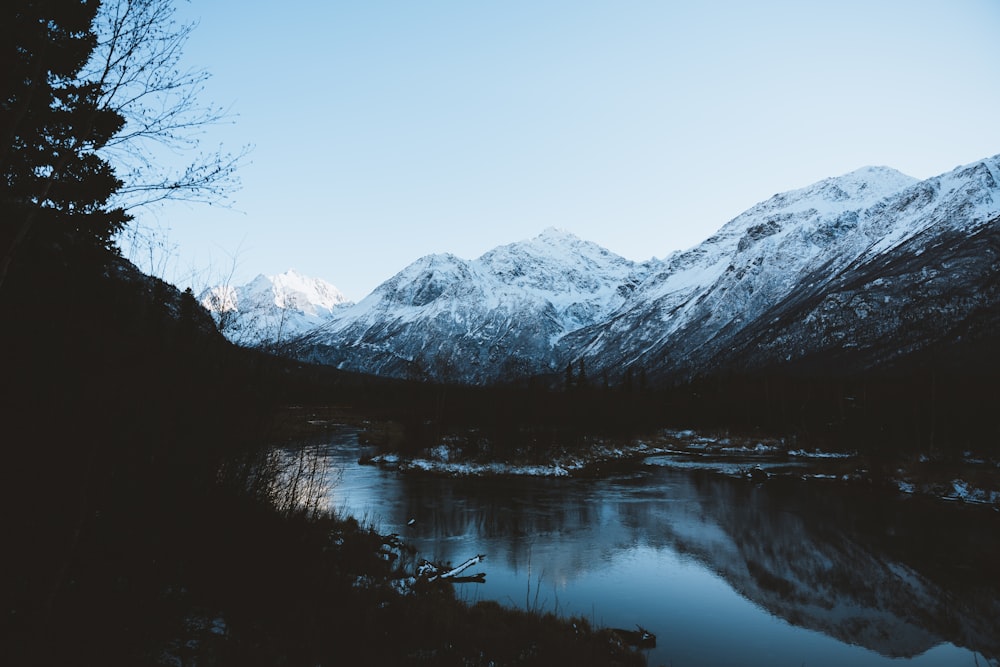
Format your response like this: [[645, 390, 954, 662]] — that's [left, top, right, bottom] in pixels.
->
[[293, 416, 1000, 667], [355, 422, 1000, 509]]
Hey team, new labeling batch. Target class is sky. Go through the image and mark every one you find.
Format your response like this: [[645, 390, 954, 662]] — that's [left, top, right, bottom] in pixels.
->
[[124, 0, 1000, 301]]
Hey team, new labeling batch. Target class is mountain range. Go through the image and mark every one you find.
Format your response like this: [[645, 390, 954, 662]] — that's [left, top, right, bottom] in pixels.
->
[[199, 269, 350, 348], [203, 154, 1000, 386]]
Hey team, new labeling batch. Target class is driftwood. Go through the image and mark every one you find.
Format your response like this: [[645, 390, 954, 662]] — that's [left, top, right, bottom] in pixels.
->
[[610, 625, 656, 648], [417, 554, 486, 584]]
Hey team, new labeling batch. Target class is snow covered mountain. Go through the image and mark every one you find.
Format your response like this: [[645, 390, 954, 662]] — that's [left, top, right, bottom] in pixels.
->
[[284, 154, 1000, 385], [290, 229, 651, 382], [711, 160, 1000, 376], [565, 156, 1000, 383], [200, 269, 350, 348]]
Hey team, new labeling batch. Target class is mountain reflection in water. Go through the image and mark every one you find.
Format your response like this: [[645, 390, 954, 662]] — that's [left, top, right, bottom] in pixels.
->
[[311, 429, 999, 667]]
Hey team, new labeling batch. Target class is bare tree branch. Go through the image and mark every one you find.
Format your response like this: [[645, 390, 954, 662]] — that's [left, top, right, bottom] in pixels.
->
[[84, 0, 251, 213]]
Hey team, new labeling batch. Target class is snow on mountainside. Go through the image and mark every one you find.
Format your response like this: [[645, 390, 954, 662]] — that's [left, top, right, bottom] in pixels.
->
[[563, 156, 1000, 383], [200, 270, 350, 347], [278, 153, 1000, 386], [478, 227, 649, 333], [710, 158, 1000, 375], [558, 166, 920, 374], [290, 229, 651, 382], [573, 166, 917, 350]]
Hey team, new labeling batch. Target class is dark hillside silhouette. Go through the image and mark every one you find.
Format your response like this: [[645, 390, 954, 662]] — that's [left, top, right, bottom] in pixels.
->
[[0, 3, 646, 664]]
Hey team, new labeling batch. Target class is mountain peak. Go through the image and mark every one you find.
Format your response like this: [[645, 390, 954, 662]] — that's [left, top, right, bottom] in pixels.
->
[[268, 270, 348, 309], [536, 226, 579, 243], [479, 227, 631, 283], [789, 165, 917, 208], [840, 164, 912, 180], [200, 270, 350, 347], [714, 165, 920, 235], [817, 165, 917, 201]]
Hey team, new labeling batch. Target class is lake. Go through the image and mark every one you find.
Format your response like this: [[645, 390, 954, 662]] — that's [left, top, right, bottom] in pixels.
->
[[301, 426, 999, 667]]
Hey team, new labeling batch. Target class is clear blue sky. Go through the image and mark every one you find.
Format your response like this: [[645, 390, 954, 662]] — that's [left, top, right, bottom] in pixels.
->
[[129, 0, 1000, 301]]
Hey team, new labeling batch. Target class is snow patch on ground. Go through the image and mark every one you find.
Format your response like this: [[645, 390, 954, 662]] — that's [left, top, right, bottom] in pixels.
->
[[892, 477, 999, 506], [944, 479, 1000, 505], [721, 442, 783, 455], [789, 449, 857, 459], [360, 426, 998, 509], [366, 439, 673, 478]]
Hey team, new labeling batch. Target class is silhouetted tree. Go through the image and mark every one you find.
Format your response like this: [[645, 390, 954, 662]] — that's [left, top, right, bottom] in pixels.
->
[[1, 0, 128, 288], [1, 0, 248, 290]]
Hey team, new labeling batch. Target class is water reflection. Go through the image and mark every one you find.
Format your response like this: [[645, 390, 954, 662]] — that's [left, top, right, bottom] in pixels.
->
[[653, 470, 1000, 660], [316, 428, 999, 667]]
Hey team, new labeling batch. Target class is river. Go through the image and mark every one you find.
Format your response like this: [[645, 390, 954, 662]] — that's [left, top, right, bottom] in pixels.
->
[[300, 426, 999, 667]]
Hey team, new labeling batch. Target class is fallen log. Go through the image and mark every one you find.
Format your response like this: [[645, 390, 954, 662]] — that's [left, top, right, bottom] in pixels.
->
[[417, 554, 487, 583]]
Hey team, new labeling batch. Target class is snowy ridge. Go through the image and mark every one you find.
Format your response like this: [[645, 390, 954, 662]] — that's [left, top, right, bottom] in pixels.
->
[[200, 269, 350, 348], [479, 227, 649, 337], [291, 229, 650, 382], [280, 153, 1000, 385], [564, 155, 1000, 381], [712, 156, 1000, 375]]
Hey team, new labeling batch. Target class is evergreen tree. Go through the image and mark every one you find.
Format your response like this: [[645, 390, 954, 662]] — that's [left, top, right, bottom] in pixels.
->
[[1, 0, 247, 289], [1, 0, 129, 287]]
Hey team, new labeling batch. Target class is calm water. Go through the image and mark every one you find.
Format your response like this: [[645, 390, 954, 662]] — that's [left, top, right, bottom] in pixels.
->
[[307, 427, 999, 667]]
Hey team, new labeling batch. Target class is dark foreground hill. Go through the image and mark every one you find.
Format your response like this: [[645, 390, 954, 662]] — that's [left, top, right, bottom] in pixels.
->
[[0, 247, 643, 666]]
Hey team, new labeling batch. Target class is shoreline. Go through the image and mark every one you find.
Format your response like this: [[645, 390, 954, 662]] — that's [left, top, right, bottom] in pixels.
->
[[357, 427, 1000, 509]]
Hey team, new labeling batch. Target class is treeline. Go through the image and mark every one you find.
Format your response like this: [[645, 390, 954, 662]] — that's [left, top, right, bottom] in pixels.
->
[[663, 370, 1000, 457], [310, 355, 1000, 462]]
